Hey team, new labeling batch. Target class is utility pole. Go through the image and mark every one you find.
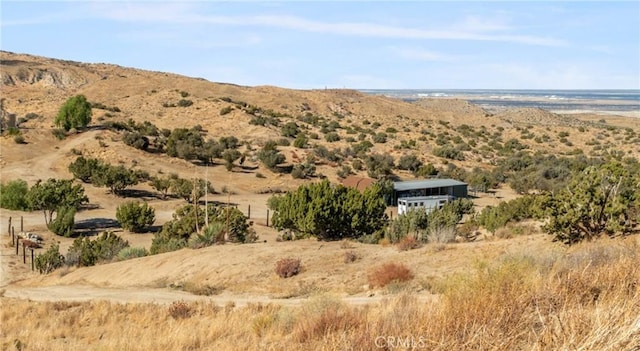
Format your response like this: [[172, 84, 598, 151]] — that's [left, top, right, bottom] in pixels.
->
[[205, 163, 209, 228], [193, 176, 199, 234]]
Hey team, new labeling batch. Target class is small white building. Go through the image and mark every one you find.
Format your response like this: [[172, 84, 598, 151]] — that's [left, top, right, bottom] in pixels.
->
[[397, 195, 454, 215]]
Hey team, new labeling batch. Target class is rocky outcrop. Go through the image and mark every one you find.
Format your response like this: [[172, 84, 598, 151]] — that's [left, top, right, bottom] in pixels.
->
[[1, 66, 88, 89]]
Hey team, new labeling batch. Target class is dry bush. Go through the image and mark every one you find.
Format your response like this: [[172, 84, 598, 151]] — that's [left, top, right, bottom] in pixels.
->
[[397, 236, 422, 251], [428, 226, 456, 243], [168, 301, 192, 319], [378, 238, 391, 246], [339, 239, 355, 249], [343, 250, 359, 263], [293, 296, 365, 343], [175, 281, 223, 296], [368, 262, 414, 288], [2, 239, 639, 351], [458, 221, 480, 242], [275, 257, 301, 278]]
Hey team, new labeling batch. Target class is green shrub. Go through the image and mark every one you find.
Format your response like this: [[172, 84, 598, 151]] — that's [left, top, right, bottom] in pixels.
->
[[291, 162, 316, 179], [365, 154, 394, 179], [269, 180, 387, 240], [92, 164, 140, 196], [177, 99, 193, 107], [13, 135, 25, 144], [116, 201, 156, 233], [477, 195, 541, 233], [66, 232, 130, 267], [51, 128, 67, 140], [151, 204, 256, 254], [122, 132, 150, 150], [35, 243, 65, 274], [385, 209, 429, 243], [414, 163, 439, 177], [293, 134, 308, 148], [220, 106, 233, 115], [0, 180, 30, 210], [336, 165, 353, 179], [117, 247, 149, 261], [48, 206, 76, 237], [433, 145, 465, 160], [372, 133, 387, 143], [324, 132, 340, 142], [397, 154, 423, 172], [69, 156, 105, 183], [55, 95, 92, 131], [258, 143, 286, 171], [281, 122, 301, 138]]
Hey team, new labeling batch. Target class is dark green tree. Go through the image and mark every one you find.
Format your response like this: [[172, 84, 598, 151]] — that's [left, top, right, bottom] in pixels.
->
[[48, 205, 76, 237], [541, 161, 638, 244], [35, 243, 65, 274], [54, 94, 92, 131], [25, 178, 88, 225], [0, 179, 30, 210], [116, 201, 156, 232], [149, 176, 172, 199], [93, 165, 139, 196], [268, 180, 387, 240], [222, 149, 242, 171], [68, 156, 106, 183]]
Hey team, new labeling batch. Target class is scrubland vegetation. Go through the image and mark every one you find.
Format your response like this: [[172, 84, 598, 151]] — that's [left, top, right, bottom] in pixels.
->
[[3, 238, 639, 350], [2, 54, 640, 350]]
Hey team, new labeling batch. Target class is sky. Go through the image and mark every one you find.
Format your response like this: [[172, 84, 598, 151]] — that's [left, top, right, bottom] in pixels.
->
[[1, 1, 639, 90]]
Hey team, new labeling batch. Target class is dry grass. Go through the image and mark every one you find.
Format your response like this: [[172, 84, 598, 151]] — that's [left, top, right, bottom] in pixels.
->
[[2, 238, 640, 350], [397, 236, 422, 251]]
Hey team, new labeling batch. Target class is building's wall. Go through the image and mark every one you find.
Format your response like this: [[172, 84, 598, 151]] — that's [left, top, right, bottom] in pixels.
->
[[393, 184, 467, 205], [398, 197, 451, 215], [452, 185, 468, 198]]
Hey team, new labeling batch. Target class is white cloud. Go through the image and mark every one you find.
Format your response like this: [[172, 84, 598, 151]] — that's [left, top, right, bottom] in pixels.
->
[[394, 48, 457, 62], [120, 29, 262, 49], [82, 3, 566, 47]]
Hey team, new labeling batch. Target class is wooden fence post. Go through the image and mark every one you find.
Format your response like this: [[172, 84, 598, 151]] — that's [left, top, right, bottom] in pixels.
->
[[31, 249, 35, 271], [23, 242, 26, 264], [12, 230, 15, 246], [7, 216, 11, 235], [16, 236, 20, 255], [266, 210, 269, 227], [21, 216, 23, 232], [248, 205, 251, 219]]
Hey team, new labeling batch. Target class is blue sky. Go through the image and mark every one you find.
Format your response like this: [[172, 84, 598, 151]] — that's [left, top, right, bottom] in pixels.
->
[[2, 1, 639, 89]]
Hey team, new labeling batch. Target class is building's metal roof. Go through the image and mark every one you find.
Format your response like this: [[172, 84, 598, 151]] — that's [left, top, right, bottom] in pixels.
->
[[393, 179, 467, 191]]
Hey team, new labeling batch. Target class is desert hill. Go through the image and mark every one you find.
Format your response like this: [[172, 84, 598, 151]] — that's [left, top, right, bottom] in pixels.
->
[[2, 50, 638, 186], [0, 50, 638, 285], [1, 51, 639, 350]]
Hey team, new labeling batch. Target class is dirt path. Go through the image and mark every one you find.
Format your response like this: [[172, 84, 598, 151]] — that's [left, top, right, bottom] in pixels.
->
[[1, 284, 434, 306]]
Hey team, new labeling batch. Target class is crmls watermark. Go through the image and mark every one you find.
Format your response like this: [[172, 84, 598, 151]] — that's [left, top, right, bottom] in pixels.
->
[[375, 335, 427, 349]]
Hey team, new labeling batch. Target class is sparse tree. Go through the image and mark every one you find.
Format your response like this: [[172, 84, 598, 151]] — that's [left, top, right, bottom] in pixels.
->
[[55, 94, 92, 131], [222, 149, 242, 171], [0, 179, 30, 210], [149, 176, 172, 199], [541, 161, 638, 244], [93, 165, 139, 196], [116, 201, 156, 233], [25, 178, 88, 225]]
